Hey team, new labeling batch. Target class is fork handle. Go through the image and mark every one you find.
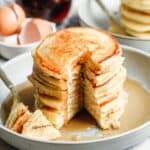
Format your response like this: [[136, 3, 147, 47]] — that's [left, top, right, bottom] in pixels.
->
[[0, 66, 18, 99]]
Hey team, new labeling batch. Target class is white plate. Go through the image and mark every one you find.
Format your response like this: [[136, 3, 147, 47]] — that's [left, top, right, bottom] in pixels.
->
[[78, 0, 150, 53], [0, 45, 149, 150]]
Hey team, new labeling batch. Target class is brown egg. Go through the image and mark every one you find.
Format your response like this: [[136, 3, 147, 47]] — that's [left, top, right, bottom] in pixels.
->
[[18, 18, 53, 44], [0, 3, 25, 36], [11, 3, 25, 31]]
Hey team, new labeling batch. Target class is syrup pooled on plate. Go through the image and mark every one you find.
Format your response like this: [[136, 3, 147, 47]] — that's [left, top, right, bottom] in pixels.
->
[[2, 78, 150, 141]]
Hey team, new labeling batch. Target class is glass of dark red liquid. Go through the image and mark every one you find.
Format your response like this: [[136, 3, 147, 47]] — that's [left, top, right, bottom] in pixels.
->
[[16, 0, 72, 24]]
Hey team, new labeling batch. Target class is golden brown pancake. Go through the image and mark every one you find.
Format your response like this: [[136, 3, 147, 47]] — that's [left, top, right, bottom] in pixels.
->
[[120, 15, 150, 33], [126, 29, 150, 39], [34, 93, 65, 110], [84, 90, 128, 129], [5, 103, 31, 133], [33, 27, 120, 79], [121, 4, 150, 24], [22, 110, 61, 140], [122, 0, 150, 13]]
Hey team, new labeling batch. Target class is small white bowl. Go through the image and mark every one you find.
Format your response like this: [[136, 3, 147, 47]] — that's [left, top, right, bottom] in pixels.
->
[[0, 20, 56, 59], [0, 41, 39, 60], [78, 0, 150, 53]]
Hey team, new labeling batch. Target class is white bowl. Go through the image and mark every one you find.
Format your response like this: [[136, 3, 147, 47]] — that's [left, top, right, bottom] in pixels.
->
[[0, 45, 149, 150], [0, 41, 39, 60], [0, 21, 56, 59], [78, 0, 150, 53]]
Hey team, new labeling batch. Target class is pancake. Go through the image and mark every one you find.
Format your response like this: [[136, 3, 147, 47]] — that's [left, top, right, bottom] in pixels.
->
[[33, 27, 120, 79], [121, 4, 150, 24], [126, 29, 150, 39], [120, 15, 150, 33], [34, 93, 65, 110], [29, 76, 67, 99], [30, 27, 127, 130], [22, 110, 61, 140], [34, 86, 81, 111], [29, 74, 68, 93], [33, 35, 90, 80], [32, 65, 67, 90], [33, 61, 81, 89], [5, 103, 31, 133], [12, 111, 31, 133], [35, 100, 65, 129], [85, 52, 123, 74], [122, 0, 150, 13], [85, 65, 122, 87], [84, 67, 126, 99], [29, 73, 67, 91], [84, 91, 128, 129]]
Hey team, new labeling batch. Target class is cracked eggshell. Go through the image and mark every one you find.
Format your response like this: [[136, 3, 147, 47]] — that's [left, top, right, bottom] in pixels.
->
[[18, 18, 56, 45]]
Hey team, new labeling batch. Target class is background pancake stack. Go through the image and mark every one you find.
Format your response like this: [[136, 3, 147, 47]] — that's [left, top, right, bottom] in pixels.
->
[[29, 27, 128, 130], [120, 0, 150, 38], [84, 47, 128, 129]]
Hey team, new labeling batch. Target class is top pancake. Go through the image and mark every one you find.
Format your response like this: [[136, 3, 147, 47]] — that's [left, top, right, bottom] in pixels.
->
[[122, 0, 150, 13], [33, 27, 120, 79]]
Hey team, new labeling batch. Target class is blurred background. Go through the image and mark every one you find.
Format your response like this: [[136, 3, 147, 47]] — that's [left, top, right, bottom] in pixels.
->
[[0, 0, 79, 27], [0, 0, 80, 59]]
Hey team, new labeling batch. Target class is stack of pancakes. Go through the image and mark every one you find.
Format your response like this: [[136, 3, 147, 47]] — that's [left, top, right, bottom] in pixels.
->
[[120, 0, 150, 38], [29, 27, 128, 129]]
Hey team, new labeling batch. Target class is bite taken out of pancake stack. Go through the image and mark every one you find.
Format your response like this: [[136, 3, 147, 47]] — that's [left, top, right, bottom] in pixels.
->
[[120, 0, 150, 38], [29, 27, 128, 130]]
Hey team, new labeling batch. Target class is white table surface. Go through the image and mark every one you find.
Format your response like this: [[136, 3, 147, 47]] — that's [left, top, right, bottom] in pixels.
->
[[0, 0, 150, 149]]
